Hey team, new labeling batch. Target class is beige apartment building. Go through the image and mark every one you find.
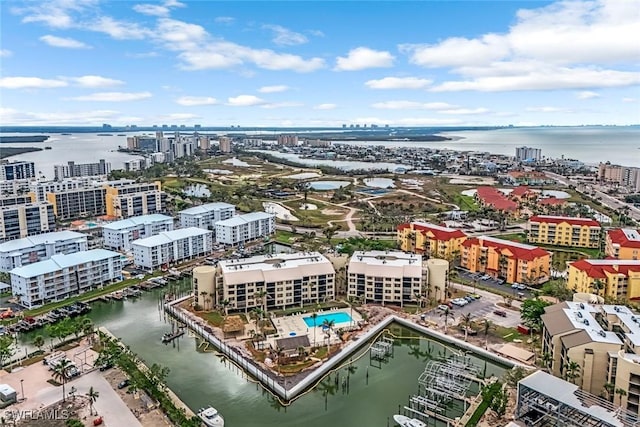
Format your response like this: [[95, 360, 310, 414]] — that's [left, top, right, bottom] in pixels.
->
[[541, 301, 640, 416], [215, 252, 335, 312], [346, 251, 426, 306]]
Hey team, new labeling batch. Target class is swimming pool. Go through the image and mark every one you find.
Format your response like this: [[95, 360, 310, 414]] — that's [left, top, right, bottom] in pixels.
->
[[303, 312, 352, 327]]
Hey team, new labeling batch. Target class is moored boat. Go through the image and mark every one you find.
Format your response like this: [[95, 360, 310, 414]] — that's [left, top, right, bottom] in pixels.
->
[[197, 406, 224, 427], [393, 414, 427, 427]]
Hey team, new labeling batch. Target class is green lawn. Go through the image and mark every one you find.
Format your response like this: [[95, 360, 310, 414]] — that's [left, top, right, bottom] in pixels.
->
[[273, 230, 300, 244], [195, 310, 225, 327], [454, 194, 479, 212]]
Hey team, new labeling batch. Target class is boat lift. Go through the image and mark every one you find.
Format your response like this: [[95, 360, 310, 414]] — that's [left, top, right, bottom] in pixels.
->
[[369, 336, 394, 368]]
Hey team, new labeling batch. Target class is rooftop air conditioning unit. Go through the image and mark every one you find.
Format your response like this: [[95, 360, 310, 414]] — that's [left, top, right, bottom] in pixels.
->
[[615, 306, 621, 312], [577, 312, 583, 318], [584, 319, 590, 325], [580, 303, 585, 309], [598, 330, 606, 337]]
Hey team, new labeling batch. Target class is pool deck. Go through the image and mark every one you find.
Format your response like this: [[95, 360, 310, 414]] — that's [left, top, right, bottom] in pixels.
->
[[272, 308, 362, 347]]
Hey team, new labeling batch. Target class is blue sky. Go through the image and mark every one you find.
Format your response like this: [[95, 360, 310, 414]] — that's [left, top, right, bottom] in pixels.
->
[[1, 0, 639, 127]]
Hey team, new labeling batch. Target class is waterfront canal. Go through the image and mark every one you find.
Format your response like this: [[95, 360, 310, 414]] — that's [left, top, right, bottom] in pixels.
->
[[19, 279, 507, 426]]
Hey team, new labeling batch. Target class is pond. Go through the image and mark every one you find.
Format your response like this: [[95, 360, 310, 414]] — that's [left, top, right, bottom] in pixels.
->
[[222, 157, 253, 167], [308, 181, 350, 191], [364, 178, 395, 188], [183, 184, 211, 198]]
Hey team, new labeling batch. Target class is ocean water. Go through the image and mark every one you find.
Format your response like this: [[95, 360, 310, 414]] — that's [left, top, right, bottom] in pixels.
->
[[1, 127, 638, 177]]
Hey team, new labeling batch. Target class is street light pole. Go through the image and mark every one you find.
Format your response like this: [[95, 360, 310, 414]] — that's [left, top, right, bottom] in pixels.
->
[[20, 379, 24, 402]]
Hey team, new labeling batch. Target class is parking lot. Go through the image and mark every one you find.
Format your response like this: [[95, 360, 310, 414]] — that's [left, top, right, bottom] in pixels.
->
[[423, 283, 522, 329], [455, 268, 535, 300]]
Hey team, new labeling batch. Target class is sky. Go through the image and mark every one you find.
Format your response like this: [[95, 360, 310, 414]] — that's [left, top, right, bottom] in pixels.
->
[[0, 0, 639, 127]]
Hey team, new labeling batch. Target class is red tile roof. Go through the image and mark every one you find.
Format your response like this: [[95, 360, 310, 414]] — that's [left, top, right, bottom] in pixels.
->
[[511, 186, 534, 197], [607, 229, 640, 249], [529, 215, 600, 227], [476, 186, 518, 211], [538, 197, 567, 205], [397, 223, 411, 231], [570, 259, 640, 278], [410, 222, 467, 240], [463, 236, 550, 261]]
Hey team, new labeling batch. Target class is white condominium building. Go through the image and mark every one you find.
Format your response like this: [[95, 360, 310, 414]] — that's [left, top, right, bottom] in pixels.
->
[[347, 251, 425, 306], [216, 252, 335, 311], [179, 202, 235, 229], [10, 249, 123, 309], [215, 212, 275, 245], [132, 227, 213, 270], [102, 214, 174, 252], [0, 230, 88, 272]]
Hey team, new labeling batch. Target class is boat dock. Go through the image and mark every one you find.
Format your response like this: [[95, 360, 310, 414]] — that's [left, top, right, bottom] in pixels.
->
[[162, 329, 185, 343]]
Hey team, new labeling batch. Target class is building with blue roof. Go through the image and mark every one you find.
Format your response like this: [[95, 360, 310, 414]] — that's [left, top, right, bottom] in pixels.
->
[[102, 214, 174, 252], [215, 212, 275, 245], [131, 227, 213, 270], [10, 249, 123, 309], [0, 230, 88, 272], [179, 202, 235, 230]]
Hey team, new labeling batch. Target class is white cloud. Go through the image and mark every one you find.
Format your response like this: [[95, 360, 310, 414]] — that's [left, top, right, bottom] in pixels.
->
[[404, 0, 640, 92], [227, 95, 265, 106], [13, 0, 98, 29], [0, 77, 67, 89], [365, 77, 432, 90], [334, 47, 394, 71], [214, 16, 235, 24], [67, 75, 124, 88], [126, 51, 159, 58], [40, 34, 91, 49], [261, 102, 304, 109], [155, 113, 200, 122], [353, 116, 463, 126], [372, 101, 458, 110], [314, 103, 337, 110], [71, 91, 152, 101], [153, 19, 325, 72], [263, 25, 308, 46], [0, 107, 121, 125], [0, 49, 12, 57], [258, 85, 289, 93], [622, 97, 637, 102], [91, 16, 151, 40], [430, 65, 640, 92], [525, 106, 573, 113], [133, 0, 184, 17], [576, 90, 601, 99], [438, 108, 490, 115], [176, 96, 218, 106]]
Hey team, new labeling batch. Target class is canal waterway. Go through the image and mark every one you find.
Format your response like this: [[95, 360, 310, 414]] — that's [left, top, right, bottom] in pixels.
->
[[18, 279, 507, 426]]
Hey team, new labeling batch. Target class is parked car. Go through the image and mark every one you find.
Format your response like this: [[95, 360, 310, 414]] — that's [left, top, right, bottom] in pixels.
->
[[437, 304, 449, 311], [493, 310, 507, 317], [511, 283, 520, 289], [98, 362, 113, 371], [117, 379, 130, 389], [468, 293, 481, 299]]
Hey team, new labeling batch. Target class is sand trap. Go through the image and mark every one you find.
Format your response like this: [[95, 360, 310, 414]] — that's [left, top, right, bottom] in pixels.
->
[[300, 203, 317, 210], [263, 202, 299, 221], [449, 177, 497, 185]]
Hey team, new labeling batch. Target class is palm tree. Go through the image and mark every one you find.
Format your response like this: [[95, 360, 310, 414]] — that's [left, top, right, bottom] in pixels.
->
[[564, 360, 581, 384], [615, 387, 628, 405], [322, 319, 336, 353], [220, 299, 230, 318], [86, 386, 100, 416], [439, 307, 455, 335], [33, 335, 45, 353], [311, 312, 319, 347], [461, 313, 474, 341], [251, 307, 265, 337], [591, 279, 604, 297], [602, 382, 615, 401], [52, 358, 73, 402], [478, 254, 488, 273], [254, 290, 267, 316], [482, 319, 495, 349], [199, 291, 208, 310], [541, 352, 553, 371]]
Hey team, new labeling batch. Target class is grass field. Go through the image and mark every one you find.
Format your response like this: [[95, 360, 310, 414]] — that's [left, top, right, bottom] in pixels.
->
[[454, 194, 479, 211]]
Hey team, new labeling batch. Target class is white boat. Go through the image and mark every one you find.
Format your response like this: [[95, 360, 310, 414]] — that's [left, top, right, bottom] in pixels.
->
[[198, 406, 224, 427], [393, 414, 427, 427]]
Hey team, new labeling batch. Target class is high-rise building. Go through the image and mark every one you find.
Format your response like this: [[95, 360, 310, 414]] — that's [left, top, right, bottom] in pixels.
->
[[0, 161, 36, 181], [277, 134, 298, 146], [528, 215, 602, 248], [102, 214, 174, 252], [104, 181, 165, 219], [606, 229, 640, 260], [218, 136, 232, 153], [131, 227, 214, 270], [397, 222, 467, 258], [0, 203, 56, 241], [53, 159, 111, 181], [179, 203, 235, 229], [515, 146, 542, 162], [46, 187, 107, 220], [568, 259, 640, 299], [214, 212, 275, 245]]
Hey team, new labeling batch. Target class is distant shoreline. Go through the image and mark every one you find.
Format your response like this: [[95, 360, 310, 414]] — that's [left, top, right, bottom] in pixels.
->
[[0, 146, 43, 159]]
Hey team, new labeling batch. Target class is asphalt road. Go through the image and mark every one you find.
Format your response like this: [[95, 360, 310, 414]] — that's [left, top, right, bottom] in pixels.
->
[[455, 268, 535, 300]]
